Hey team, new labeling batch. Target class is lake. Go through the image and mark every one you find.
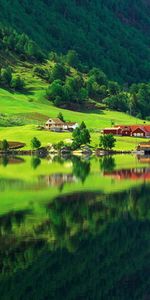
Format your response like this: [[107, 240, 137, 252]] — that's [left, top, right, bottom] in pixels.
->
[[0, 154, 150, 300]]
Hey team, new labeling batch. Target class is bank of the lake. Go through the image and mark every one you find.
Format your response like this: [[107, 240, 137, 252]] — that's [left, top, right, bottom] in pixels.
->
[[0, 124, 148, 153]]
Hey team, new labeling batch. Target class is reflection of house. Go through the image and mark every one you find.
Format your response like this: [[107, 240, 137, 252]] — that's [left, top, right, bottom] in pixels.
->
[[40, 173, 77, 187], [102, 125, 150, 138], [45, 118, 78, 132], [104, 168, 150, 181]]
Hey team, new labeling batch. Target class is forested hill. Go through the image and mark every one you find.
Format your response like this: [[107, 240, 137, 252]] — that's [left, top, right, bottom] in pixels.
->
[[0, 0, 150, 83]]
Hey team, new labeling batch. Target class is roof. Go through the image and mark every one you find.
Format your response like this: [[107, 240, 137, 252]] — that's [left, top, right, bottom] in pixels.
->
[[138, 143, 150, 148], [46, 118, 64, 125], [131, 126, 147, 133], [103, 127, 120, 130], [65, 122, 77, 126], [116, 125, 150, 133]]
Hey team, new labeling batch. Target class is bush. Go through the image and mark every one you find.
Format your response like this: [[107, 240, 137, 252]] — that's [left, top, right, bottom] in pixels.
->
[[0, 140, 9, 151], [49, 63, 66, 82], [66, 50, 79, 67], [0, 67, 12, 86], [99, 134, 116, 150], [11, 75, 25, 90]]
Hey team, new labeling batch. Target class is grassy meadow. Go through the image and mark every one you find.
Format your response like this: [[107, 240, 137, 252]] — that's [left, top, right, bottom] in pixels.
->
[[0, 64, 148, 151]]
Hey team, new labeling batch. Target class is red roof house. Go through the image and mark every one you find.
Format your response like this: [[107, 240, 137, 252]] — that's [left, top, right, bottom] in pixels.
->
[[102, 125, 150, 138]]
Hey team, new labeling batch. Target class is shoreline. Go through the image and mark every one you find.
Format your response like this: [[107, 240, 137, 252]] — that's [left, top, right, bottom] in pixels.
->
[[0, 148, 134, 157]]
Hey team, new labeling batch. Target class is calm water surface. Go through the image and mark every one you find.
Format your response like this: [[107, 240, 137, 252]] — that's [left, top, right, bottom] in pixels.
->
[[0, 154, 150, 300]]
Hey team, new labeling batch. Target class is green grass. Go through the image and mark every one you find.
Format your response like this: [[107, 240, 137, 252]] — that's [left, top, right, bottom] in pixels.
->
[[0, 63, 149, 151], [0, 124, 147, 151]]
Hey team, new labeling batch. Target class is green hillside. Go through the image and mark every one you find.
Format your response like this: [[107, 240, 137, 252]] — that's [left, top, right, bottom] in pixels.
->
[[0, 1, 149, 151], [0, 59, 147, 151], [0, 0, 150, 82]]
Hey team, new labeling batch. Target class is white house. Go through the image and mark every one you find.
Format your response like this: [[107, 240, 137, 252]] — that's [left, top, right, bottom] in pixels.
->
[[45, 118, 78, 132]]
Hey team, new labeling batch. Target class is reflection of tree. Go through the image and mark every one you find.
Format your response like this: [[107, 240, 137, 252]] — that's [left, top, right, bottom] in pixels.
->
[[0, 210, 31, 234], [72, 156, 91, 183], [100, 156, 116, 172], [2, 156, 9, 167], [1, 184, 150, 278], [1, 218, 150, 300], [31, 157, 41, 169]]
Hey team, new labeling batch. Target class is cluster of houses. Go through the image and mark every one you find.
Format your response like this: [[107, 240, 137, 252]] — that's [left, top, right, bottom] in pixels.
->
[[45, 118, 150, 138], [45, 118, 78, 132], [102, 125, 150, 138]]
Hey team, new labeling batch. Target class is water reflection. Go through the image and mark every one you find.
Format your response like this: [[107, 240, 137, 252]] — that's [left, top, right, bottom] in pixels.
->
[[0, 154, 150, 299], [0, 185, 150, 299], [0, 156, 25, 167], [99, 156, 116, 172], [104, 167, 150, 181], [31, 156, 41, 169]]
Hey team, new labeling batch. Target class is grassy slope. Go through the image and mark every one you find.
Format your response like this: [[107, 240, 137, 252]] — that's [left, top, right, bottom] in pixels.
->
[[0, 63, 148, 150]]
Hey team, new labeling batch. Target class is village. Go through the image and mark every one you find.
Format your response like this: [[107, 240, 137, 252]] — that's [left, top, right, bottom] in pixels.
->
[[42, 116, 150, 155], [1, 115, 150, 156], [44, 117, 150, 138]]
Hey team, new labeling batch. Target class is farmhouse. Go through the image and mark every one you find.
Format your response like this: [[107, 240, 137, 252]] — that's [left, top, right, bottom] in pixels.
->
[[102, 125, 150, 138], [45, 118, 78, 132], [45, 118, 64, 131]]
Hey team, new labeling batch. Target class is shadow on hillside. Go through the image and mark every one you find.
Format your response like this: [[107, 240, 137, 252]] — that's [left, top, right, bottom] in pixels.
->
[[0, 86, 35, 96], [81, 108, 105, 115]]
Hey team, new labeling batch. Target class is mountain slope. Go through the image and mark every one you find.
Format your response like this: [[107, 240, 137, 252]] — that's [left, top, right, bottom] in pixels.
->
[[0, 0, 150, 83]]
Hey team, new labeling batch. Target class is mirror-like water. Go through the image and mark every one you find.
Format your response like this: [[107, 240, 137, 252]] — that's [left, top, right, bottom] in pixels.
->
[[0, 154, 150, 300]]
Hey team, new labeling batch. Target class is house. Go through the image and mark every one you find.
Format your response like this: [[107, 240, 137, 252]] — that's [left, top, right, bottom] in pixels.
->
[[137, 142, 150, 154], [45, 118, 64, 131], [45, 118, 78, 132], [102, 125, 150, 138], [103, 127, 122, 135], [62, 122, 79, 132]]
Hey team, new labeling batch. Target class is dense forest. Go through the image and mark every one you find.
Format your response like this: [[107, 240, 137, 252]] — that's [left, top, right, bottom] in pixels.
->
[[0, 0, 150, 83], [0, 1, 150, 119], [0, 23, 150, 119]]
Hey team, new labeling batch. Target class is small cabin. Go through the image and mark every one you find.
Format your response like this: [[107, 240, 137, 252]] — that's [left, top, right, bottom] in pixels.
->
[[137, 142, 150, 154]]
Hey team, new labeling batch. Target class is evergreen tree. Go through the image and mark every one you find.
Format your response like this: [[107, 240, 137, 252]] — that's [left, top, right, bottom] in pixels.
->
[[31, 137, 41, 150], [1, 139, 9, 152], [57, 112, 65, 122]]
